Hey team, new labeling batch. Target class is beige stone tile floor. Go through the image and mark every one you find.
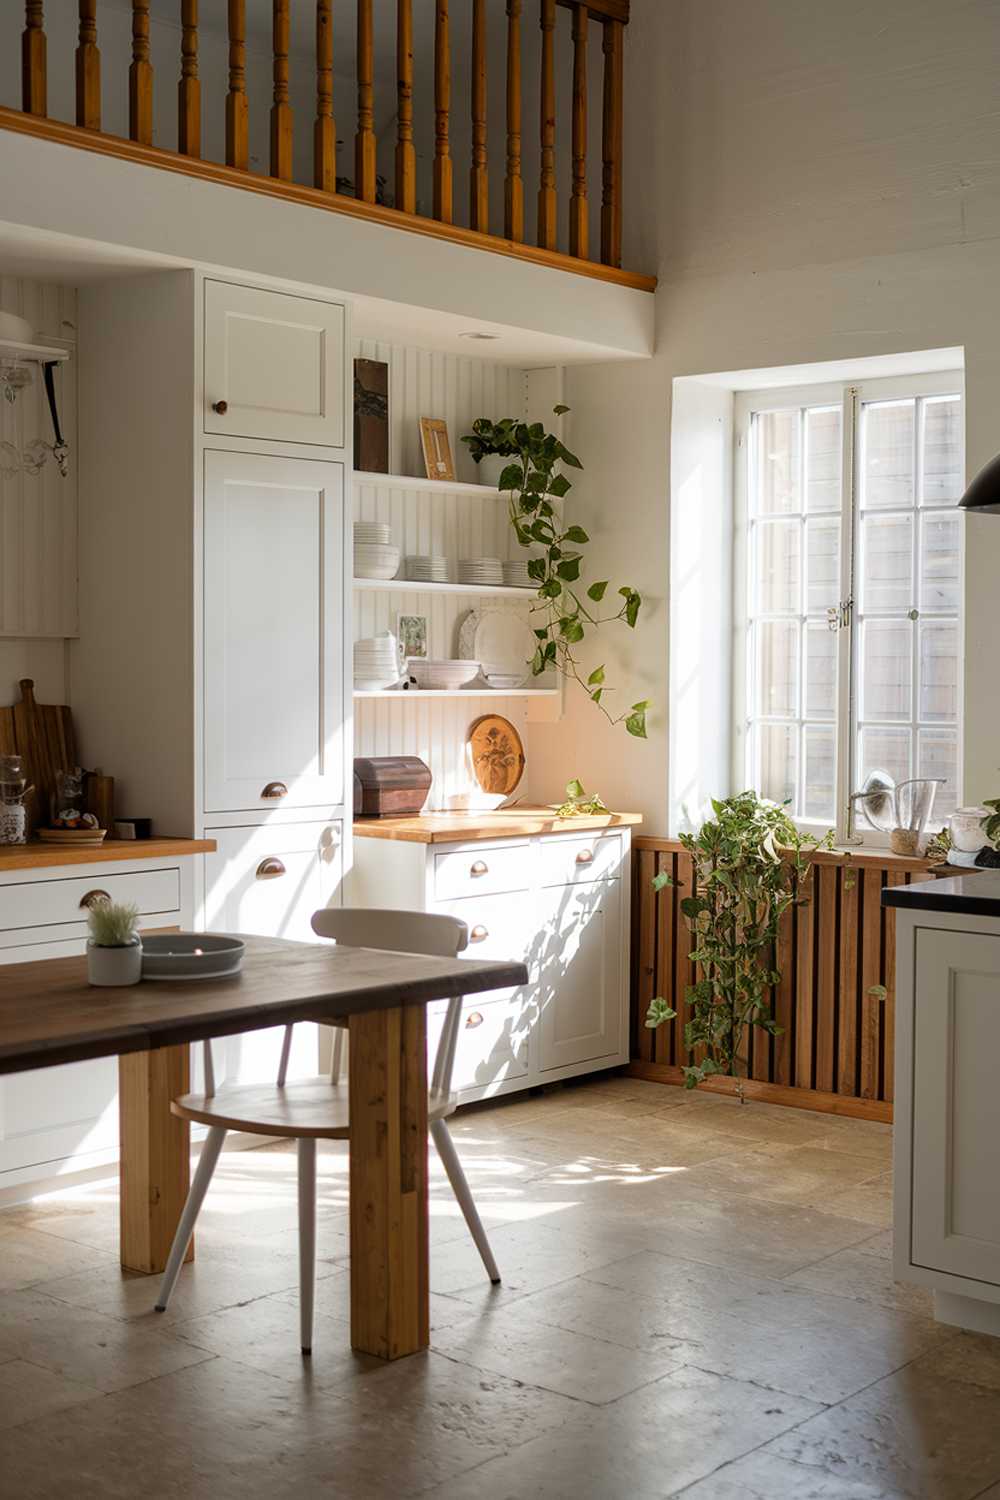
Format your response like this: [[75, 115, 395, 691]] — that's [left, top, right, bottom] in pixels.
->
[[1, 1075, 999, 1498]]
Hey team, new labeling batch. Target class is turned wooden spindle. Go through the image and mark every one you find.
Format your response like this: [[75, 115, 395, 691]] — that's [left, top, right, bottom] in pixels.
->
[[433, 0, 453, 223], [395, 0, 416, 213], [315, 0, 335, 192], [226, 0, 249, 169], [355, 0, 377, 202], [600, 16, 623, 267], [470, 0, 488, 232], [537, 0, 557, 250], [504, 0, 524, 242], [178, 0, 200, 157], [270, 0, 293, 181], [23, 1, 47, 118], [570, 4, 588, 259], [76, 0, 100, 131], [129, 0, 153, 146]]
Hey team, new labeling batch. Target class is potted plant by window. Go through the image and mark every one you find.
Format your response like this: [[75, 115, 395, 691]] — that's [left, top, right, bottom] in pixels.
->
[[86, 900, 142, 987]]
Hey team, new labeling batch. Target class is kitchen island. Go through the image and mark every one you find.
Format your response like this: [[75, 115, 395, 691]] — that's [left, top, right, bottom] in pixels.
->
[[886, 871, 1000, 1335]]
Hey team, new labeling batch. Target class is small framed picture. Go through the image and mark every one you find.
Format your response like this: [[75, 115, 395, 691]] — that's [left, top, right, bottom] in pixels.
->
[[398, 613, 429, 660], [419, 417, 455, 482]]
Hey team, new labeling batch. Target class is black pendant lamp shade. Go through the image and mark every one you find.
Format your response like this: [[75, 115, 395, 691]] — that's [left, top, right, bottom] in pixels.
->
[[960, 451, 1000, 514]]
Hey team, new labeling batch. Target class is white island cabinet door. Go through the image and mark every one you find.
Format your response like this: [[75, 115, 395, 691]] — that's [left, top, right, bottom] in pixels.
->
[[204, 281, 345, 448], [537, 879, 623, 1071], [204, 451, 345, 814], [912, 928, 1000, 1286]]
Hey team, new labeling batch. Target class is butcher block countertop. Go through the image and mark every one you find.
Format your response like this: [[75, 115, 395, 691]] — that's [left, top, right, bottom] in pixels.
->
[[0, 838, 216, 873], [353, 808, 643, 844]]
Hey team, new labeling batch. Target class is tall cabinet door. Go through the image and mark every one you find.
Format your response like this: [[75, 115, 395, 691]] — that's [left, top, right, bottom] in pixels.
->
[[537, 879, 624, 1071], [204, 280, 345, 447], [203, 451, 346, 814], [912, 928, 1000, 1286]]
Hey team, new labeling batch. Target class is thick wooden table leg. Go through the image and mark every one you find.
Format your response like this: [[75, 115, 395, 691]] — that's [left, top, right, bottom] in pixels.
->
[[348, 1004, 429, 1360], [118, 1045, 192, 1274]]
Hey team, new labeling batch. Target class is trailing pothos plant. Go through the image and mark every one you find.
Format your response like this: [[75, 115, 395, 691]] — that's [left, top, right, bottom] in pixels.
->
[[462, 408, 650, 738], [645, 791, 831, 1094]]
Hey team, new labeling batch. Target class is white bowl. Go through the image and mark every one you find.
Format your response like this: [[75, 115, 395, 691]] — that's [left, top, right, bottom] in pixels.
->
[[485, 672, 526, 690], [354, 544, 401, 581], [407, 658, 480, 690], [0, 311, 33, 345]]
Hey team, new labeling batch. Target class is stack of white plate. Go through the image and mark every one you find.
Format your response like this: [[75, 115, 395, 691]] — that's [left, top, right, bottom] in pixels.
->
[[404, 555, 449, 584], [458, 557, 503, 587], [502, 558, 534, 589], [354, 521, 391, 545], [407, 658, 480, 691], [355, 541, 401, 580], [354, 633, 402, 690]]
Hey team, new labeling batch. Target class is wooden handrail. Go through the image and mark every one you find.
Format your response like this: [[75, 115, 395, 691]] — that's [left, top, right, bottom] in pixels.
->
[[11, 0, 648, 289]]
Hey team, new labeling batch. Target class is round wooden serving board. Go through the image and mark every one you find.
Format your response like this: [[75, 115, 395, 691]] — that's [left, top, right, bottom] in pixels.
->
[[467, 715, 526, 797]]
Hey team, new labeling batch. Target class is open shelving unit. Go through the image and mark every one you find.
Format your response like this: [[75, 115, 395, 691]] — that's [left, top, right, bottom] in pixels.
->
[[353, 576, 534, 599], [353, 687, 558, 699]]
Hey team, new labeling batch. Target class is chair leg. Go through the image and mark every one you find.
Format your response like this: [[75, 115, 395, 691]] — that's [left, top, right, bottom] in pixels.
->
[[155, 1125, 228, 1312], [431, 1117, 500, 1284], [298, 1137, 317, 1355]]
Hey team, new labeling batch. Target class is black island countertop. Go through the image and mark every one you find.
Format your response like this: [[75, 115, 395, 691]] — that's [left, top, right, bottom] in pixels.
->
[[882, 870, 1000, 918]]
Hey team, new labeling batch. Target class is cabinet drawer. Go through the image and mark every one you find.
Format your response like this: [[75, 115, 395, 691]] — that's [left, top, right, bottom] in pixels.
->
[[538, 833, 623, 888], [434, 843, 529, 901], [428, 996, 529, 1097], [0, 867, 180, 938]]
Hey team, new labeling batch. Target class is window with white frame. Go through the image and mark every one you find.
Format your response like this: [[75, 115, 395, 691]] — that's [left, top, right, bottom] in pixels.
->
[[735, 374, 964, 840]]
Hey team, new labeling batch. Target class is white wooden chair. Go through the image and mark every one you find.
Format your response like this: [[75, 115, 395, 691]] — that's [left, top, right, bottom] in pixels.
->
[[154, 908, 501, 1353]]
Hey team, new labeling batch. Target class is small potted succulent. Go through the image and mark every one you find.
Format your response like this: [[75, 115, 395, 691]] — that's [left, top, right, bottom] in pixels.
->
[[86, 899, 142, 987]]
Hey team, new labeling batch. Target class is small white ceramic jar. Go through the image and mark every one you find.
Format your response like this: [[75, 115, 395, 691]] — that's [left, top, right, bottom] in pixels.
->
[[87, 937, 143, 987], [950, 806, 990, 853]]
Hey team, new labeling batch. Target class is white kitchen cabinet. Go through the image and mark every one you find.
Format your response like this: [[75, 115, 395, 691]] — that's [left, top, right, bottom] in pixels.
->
[[0, 853, 195, 1190], [537, 878, 623, 1071], [203, 451, 346, 815], [350, 825, 632, 1103], [203, 280, 345, 448], [204, 820, 343, 1084], [892, 891, 1000, 1336]]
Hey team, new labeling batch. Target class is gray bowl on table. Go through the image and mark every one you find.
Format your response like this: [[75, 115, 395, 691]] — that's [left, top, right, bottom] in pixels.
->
[[140, 933, 246, 982]]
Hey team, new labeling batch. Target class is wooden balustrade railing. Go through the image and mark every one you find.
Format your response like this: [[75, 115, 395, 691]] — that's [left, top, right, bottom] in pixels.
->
[[10, 0, 650, 291]]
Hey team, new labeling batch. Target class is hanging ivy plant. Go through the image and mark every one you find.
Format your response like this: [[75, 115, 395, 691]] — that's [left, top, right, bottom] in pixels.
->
[[462, 408, 650, 738], [645, 792, 832, 1090]]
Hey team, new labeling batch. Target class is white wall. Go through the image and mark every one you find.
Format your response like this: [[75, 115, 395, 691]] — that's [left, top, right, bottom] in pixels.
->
[[549, 0, 1000, 833]]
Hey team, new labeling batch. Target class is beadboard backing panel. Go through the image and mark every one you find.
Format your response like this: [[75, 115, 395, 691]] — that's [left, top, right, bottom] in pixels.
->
[[0, 279, 78, 638], [354, 693, 539, 810], [353, 339, 526, 485], [630, 838, 940, 1120], [354, 477, 528, 567]]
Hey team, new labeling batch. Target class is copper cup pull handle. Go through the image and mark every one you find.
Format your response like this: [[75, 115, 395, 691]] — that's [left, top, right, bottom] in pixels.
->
[[261, 781, 288, 799], [576, 849, 594, 865], [256, 858, 286, 880], [465, 1011, 484, 1028], [212, 399, 228, 414], [470, 925, 489, 943], [470, 860, 488, 877], [79, 889, 112, 910]]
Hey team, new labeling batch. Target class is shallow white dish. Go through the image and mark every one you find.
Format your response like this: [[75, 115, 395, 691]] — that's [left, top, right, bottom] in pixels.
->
[[407, 658, 480, 690], [141, 933, 245, 982]]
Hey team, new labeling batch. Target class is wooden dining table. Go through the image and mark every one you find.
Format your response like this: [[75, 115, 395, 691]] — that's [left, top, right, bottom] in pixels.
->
[[0, 935, 528, 1361]]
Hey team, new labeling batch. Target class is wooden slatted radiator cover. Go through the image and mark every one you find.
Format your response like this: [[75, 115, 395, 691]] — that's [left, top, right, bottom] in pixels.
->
[[629, 838, 941, 1122]]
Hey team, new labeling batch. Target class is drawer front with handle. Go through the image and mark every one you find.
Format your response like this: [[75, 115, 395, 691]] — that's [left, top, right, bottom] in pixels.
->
[[0, 868, 181, 942], [433, 842, 530, 901], [538, 833, 623, 888]]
